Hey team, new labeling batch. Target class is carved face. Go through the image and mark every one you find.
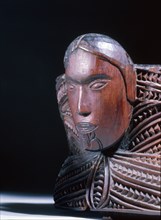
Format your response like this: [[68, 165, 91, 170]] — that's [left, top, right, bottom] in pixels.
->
[[65, 48, 132, 151]]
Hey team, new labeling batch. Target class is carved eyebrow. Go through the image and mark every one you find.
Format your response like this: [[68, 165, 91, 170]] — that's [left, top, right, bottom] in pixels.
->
[[66, 73, 111, 85]]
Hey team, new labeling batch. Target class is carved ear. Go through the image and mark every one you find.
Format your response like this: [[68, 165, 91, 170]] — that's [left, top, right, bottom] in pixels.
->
[[123, 65, 136, 103]]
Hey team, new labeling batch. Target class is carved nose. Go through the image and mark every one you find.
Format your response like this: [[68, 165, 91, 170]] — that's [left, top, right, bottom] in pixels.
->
[[77, 86, 91, 117], [78, 111, 91, 117]]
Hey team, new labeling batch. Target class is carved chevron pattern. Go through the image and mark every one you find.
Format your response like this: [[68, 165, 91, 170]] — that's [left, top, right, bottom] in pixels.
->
[[54, 152, 101, 210], [146, 142, 161, 154], [134, 155, 161, 167], [54, 65, 161, 214], [113, 152, 161, 170], [110, 181, 160, 210], [54, 159, 93, 209], [131, 104, 160, 128], [108, 153, 161, 210], [130, 121, 161, 152], [108, 199, 125, 209], [129, 66, 161, 155], [136, 67, 161, 101], [93, 160, 105, 207], [111, 158, 160, 189], [90, 156, 110, 209], [137, 70, 161, 84], [137, 86, 161, 101]]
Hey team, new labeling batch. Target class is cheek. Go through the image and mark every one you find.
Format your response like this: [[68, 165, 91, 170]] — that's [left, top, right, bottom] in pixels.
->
[[99, 86, 124, 123]]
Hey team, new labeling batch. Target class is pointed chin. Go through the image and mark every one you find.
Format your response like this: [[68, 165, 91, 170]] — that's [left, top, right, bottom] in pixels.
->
[[82, 121, 128, 151]]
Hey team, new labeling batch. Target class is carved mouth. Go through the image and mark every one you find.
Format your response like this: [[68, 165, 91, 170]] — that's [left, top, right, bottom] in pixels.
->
[[76, 122, 98, 134]]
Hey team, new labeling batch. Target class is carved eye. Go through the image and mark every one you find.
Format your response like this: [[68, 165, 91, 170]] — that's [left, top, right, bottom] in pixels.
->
[[89, 79, 109, 90]]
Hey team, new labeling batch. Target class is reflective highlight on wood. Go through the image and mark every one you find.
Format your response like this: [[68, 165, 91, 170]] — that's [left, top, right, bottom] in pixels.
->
[[53, 34, 161, 217]]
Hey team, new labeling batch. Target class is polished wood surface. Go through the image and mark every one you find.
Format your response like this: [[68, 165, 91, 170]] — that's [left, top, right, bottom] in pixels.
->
[[54, 33, 161, 217]]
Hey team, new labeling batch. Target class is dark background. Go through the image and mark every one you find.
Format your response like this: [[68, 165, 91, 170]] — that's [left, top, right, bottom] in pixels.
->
[[1, 0, 161, 194]]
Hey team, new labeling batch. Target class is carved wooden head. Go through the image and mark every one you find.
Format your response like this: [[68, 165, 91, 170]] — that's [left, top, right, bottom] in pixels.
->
[[63, 34, 136, 151], [54, 34, 161, 213]]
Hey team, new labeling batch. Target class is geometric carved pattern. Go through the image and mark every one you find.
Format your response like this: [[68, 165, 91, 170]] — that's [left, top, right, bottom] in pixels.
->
[[106, 65, 161, 212], [54, 64, 161, 215], [129, 65, 161, 154], [109, 155, 160, 210]]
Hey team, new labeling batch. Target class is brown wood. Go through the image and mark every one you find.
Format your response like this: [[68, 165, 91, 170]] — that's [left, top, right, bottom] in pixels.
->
[[53, 33, 161, 217]]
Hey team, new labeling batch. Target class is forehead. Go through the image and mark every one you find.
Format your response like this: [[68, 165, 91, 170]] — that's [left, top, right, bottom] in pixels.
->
[[65, 48, 120, 81]]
